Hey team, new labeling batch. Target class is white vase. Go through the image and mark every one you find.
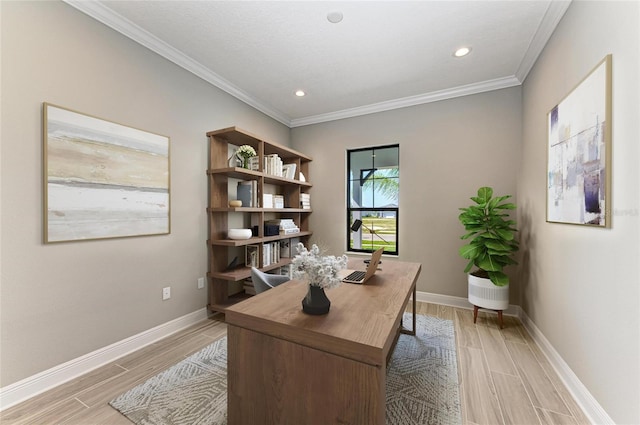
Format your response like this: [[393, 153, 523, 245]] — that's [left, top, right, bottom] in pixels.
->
[[468, 274, 509, 311]]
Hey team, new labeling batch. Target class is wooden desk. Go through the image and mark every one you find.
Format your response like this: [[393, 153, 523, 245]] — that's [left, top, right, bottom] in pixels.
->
[[225, 259, 421, 425]]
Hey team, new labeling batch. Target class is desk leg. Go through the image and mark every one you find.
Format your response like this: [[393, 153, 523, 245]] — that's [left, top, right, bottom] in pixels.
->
[[400, 283, 417, 336]]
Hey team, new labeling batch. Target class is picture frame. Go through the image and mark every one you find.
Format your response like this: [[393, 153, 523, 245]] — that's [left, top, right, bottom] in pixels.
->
[[43, 103, 170, 242], [282, 163, 296, 180], [245, 244, 260, 268], [546, 55, 612, 227]]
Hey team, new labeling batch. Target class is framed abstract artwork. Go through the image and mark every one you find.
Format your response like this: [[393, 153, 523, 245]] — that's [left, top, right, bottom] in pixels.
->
[[43, 103, 170, 243], [547, 55, 612, 227]]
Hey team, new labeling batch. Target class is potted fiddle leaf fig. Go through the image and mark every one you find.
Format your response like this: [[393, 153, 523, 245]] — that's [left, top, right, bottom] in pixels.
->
[[458, 187, 518, 319]]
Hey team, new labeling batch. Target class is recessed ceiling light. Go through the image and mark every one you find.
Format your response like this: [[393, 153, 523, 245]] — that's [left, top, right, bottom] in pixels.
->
[[295, 90, 306, 97], [327, 11, 343, 24], [454, 47, 471, 58]]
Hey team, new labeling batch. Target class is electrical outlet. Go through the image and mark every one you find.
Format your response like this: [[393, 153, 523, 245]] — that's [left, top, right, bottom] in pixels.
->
[[197, 277, 205, 289], [162, 286, 171, 300]]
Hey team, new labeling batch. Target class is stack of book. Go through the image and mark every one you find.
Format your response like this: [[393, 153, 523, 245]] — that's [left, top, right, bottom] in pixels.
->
[[262, 194, 285, 209], [262, 241, 281, 266], [300, 193, 311, 209], [237, 180, 258, 207], [266, 219, 299, 235], [264, 154, 284, 177]]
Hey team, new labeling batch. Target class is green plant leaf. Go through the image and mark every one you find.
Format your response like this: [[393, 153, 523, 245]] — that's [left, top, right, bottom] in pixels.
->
[[463, 259, 474, 274], [477, 254, 501, 271], [477, 187, 493, 203], [488, 271, 509, 286], [459, 244, 481, 259], [485, 240, 510, 251], [494, 229, 514, 240]]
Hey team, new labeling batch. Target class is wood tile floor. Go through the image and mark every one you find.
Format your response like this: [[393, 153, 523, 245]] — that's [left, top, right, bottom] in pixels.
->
[[1, 302, 591, 424]]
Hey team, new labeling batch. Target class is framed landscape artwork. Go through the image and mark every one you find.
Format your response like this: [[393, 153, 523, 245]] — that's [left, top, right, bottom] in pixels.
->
[[44, 103, 170, 243], [547, 55, 612, 227]]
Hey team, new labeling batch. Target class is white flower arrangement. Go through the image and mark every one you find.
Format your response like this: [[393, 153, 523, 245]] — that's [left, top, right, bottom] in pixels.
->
[[236, 144, 256, 159], [292, 243, 348, 289]]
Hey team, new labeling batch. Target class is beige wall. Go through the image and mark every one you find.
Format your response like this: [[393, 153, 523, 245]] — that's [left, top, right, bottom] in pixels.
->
[[291, 87, 522, 300], [0, 1, 289, 386], [519, 1, 639, 423]]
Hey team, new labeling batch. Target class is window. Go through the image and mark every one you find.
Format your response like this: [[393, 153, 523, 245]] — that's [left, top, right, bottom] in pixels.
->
[[347, 145, 399, 255]]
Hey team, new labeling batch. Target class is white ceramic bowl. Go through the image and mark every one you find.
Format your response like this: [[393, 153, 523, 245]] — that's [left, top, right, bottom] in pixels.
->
[[228, 228, 252, 240]]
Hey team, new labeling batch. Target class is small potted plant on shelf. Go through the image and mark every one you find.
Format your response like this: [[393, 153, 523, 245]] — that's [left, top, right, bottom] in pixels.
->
[[458, 187, 519, 326], [236, 145, 256, 169]]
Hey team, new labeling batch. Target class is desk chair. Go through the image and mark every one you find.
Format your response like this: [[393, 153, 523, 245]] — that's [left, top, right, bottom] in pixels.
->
[[250, 267, 290, 294]]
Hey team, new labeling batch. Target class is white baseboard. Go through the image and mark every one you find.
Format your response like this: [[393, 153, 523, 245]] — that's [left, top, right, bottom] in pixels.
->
[[414, 290, 520, 316], [518, 310, 613, 425], [0, 308, 208, 411]]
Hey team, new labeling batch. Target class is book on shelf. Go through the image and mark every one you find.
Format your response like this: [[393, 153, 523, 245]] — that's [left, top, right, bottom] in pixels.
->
[[262, 241, 281, 266], [237, 182, 251, 207], [264, 154, 284, 177], [262, 243, 270, 267], [300, 193, 311, 209], [237, 180, 258, 207], [263, 193, 273, 209], [266, 219, 300, 234], [272, 241, 280, 264], [273, 194, 285, 209], [266, 218, 296, 228]]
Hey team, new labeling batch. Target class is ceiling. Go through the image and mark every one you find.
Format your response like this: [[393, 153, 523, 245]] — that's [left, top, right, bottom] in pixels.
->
[[65, 1, 571, 127]]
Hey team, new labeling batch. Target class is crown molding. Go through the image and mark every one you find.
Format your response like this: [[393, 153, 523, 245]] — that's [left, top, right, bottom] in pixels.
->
[[290, 75, 521, 127], [65, 0, 564, 129], [516, 0, 572, 82], [63, 0, 291, 126]]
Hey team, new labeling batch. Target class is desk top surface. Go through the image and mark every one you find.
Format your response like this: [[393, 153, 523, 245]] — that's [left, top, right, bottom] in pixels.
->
[[225, 258, 421, 366]]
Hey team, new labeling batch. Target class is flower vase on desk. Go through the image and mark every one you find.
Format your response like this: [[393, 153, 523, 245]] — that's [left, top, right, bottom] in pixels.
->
[[302, 285, 331, 315]]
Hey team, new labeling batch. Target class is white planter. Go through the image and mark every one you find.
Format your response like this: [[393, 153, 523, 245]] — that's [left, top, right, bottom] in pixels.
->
[[468, 274, 509, 311]]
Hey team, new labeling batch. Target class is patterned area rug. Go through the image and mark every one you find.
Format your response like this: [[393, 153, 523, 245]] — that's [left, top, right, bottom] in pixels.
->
[[110, 314, 460, 425]]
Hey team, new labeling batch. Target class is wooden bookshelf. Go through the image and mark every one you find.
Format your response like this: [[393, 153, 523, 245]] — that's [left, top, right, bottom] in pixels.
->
[[206, 127, 312, 312]]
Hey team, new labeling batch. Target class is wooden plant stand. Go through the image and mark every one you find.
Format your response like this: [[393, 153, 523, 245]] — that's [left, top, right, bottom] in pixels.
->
[[473, 305, 504, 329]]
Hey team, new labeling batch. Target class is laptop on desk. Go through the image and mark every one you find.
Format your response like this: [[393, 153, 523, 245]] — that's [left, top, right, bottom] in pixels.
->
[[340, 248, 384, 284]]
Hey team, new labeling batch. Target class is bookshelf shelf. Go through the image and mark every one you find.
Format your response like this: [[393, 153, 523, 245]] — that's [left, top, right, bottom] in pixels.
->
[[206, 126, 312, 313], [208, 258, 293, 282], [207, 231, 312, 247]]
